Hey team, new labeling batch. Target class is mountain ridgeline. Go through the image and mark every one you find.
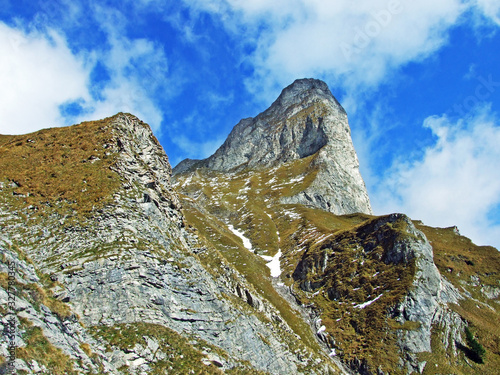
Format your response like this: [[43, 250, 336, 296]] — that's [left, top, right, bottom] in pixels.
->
[[1, 79, 499, 375], [174, 79, 372, 216]]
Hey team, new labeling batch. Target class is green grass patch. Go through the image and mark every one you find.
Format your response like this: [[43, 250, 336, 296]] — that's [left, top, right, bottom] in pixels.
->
[[17, 325, 77, 374], [0, 114, 124, 218]]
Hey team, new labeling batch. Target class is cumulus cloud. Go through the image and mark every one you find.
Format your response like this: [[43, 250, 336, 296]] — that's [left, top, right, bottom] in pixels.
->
[[0, 5, 171, 135], [373, 109, 500, 249], [0, 23, 91, 134]]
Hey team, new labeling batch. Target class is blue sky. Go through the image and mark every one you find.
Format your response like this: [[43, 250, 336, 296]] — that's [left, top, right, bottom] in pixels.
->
[[1, 0, 499, 249]]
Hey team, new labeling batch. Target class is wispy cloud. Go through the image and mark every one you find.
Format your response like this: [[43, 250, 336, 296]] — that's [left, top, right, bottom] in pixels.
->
[[372, 108, 500, 249], [170, 134, 225, 167], [179, 0, 479, 101], [474, 0, 500, 25], [69, 5, 171, 131]]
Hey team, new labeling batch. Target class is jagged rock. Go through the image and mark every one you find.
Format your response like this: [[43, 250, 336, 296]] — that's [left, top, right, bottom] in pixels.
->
[[174, 78, 372, 215], [385, 217, 464, 373], [0, 114, 327, 374], [0, 247, 118, 374], [2, 82, 499, 375]]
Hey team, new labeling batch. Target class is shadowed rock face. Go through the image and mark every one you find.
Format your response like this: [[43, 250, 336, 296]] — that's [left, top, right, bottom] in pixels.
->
[[174, 78, 373, 215]]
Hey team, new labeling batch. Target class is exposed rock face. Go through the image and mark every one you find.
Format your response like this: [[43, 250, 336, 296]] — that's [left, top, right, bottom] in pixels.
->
[[0, 247, 119, 374], [289, 213, 466, 374], [174, 78, 372, 215], [3, 85, 500, 375], [0, 114, 330, 374], [382, 215, 464, 373]]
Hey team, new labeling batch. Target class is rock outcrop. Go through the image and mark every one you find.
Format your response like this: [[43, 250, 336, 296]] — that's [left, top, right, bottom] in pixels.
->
[[174, 78, 372, 216], [2, 81, 500, 375], [382, 215, 464, 373], [0, 113, 333, 374], [290, 213, 466, 374]]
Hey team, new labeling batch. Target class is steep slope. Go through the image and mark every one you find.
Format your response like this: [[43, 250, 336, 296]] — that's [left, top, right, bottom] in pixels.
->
[[0, 113, 339, 374], [1, 80, 499, 375], [174, 78, 372, 215], [173, 80, 500, 374], [174, 154, 500, 375]]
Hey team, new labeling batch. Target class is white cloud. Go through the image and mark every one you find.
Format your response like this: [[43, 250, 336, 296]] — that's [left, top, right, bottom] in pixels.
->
[[179, 0, 500, 103], [474, 0, 500, 25], [180, 0, 470, 99], [0, 6, 171, 135], [0, 23, 91, 134], [372, 109, 500, 249], [68, 5, 170, 132]]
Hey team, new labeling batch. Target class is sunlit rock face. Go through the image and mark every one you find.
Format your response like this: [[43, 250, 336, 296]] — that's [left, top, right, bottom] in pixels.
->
[[174, 78, 373, 215]]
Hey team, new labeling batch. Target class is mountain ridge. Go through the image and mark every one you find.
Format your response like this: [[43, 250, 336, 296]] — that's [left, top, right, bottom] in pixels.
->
[[0, 81, 499, 375], [174, 78, 372, 216]]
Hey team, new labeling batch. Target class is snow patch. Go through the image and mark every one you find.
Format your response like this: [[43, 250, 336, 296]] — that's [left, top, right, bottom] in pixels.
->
[[283, 210, 301, 220], [289, 176, 304, 183], [228, 225, 253, 251], [260, 249, 282, 278], [313, 233, 333, 246], [353, 294, 383, 309]]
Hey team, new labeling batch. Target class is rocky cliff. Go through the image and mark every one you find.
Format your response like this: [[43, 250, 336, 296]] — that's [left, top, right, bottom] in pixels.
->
[[174, 78, 372, 216], [0, 113, 337, 374], [172, 79, 500, 374], [1, 80, 500, 375]]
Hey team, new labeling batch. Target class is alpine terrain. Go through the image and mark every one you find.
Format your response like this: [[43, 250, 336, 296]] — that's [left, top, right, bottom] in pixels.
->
[[1, 78, 499, 374]]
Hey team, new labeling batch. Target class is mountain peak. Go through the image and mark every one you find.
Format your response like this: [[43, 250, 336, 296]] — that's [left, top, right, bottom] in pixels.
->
[[261, 78, 346, 122], [274, 78, 343, 110], [174, 78, 372, 215]]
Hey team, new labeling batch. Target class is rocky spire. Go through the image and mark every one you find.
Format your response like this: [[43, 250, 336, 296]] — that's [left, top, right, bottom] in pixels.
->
[[174, 78, 372, 215]]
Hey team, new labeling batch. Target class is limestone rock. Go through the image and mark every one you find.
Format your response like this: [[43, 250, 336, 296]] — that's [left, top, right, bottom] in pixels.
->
[[174, 78, 372, 215], [0, 113, 330, 374]]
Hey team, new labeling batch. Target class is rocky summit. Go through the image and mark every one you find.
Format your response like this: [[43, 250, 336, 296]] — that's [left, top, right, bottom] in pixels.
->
[[174, 78, 372, 216], [1, 80, 500, 375]]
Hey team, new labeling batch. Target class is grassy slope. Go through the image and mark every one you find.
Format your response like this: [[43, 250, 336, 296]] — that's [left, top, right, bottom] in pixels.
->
[[176, 155, 500, 374], [176, 157, 344, 372], [274, 212, 419, 373], [0, 116, 122, 217], [175, 157, 416, 372], [416, 223, 500, 374], [0, 117, 261, 374], [0, 256, 81, 374]]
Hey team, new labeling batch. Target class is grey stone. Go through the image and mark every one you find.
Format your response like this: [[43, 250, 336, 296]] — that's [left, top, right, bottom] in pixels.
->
[[174, 78, 372, 215]]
